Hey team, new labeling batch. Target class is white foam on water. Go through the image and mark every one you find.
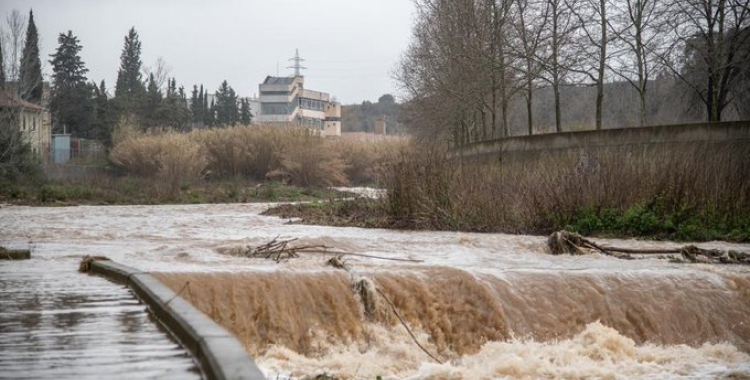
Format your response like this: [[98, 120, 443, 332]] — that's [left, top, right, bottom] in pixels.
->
[[259, 322, 750, 380]]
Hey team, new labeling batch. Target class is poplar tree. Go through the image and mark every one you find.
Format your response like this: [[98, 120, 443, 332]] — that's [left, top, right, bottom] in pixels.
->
[[19, 10, 43, 102]]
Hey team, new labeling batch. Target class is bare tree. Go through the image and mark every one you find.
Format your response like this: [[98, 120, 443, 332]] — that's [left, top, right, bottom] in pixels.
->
[[142, 56, 171, 91], [538, 0, 581, 132], [664, 0, 750, 121], [1, 10, 26, 83], [566, 0, 610, 130], [511, 0, 549, 134], [607, 0, 670, 126]]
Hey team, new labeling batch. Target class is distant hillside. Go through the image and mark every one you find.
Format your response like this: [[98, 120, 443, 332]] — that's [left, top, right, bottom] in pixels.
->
[[343, 79, 743, 138], [341, 94, 409, 135], [507, 78, 713, 135]]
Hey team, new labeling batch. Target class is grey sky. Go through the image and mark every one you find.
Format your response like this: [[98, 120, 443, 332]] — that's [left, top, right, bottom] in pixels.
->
[[0, 0, 415, 104]]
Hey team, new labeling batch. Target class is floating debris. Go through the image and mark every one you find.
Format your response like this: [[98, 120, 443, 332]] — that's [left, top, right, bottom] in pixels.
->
[[547, 230, 750, 265]]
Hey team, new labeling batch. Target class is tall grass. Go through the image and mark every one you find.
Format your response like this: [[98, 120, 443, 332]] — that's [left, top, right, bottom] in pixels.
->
[[108, 124, 405, 193], [382, 142, 750, 240]]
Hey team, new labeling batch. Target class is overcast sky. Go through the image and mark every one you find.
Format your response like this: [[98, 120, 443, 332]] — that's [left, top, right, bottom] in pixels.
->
[[0, 0, 416, 104]]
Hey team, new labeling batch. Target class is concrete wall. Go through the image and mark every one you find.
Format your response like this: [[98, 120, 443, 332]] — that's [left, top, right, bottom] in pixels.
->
[[88, 261, 265, 380], [454, 121, 750, 163]]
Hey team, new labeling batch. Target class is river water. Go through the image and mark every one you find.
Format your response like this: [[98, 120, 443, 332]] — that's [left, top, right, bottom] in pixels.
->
[[2, 202, 749, 379]]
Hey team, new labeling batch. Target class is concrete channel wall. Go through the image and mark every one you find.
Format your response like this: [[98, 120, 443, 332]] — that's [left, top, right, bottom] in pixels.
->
[[454, 120, 750, 162], [88, 260, 266, 380]]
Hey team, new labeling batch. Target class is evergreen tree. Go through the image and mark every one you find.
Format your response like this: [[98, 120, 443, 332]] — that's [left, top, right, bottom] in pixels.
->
[[19, 10, 43, 102], [114, 27, 145, 111], [215, 80, 238, 126], [205, 99, 216, 127], [202, 91, 210, 126], [198, 85, 205, 124], [49, 30, 92, 136], [158, 77, 190, 131], [240, 98, 252, 125], [143, 73, 162, 128], [91, 80, 115, 146], [190, 85, 199, 122]]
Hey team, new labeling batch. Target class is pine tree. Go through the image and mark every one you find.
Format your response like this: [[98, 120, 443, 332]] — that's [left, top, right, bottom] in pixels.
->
[[143, 73, 162, 129], [19, 10, 43, 102], [114, 27, 145, 110], [49, 30, 91, 136], [240, 98, 252, 125], [215, 80, 238, 126]]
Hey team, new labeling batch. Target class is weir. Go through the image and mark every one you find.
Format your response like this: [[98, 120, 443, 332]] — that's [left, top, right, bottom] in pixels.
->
[[3, 202, 749, 378], [155, 266, 750, 358]]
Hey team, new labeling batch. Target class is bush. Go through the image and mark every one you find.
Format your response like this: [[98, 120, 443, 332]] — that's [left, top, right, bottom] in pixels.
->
[[381, 140, 750, 240], [108, 124, 403, 189], [282, 130, 349, 188], [109, 124, 207, 194]]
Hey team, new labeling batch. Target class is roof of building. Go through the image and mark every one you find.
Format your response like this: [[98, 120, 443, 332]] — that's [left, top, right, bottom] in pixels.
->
[[262, 76, 297, 85], [0, 90, 45, 112]]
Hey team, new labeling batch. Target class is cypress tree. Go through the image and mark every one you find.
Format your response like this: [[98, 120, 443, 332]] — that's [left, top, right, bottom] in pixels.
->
[[240, 98, 252, 125], [198, 85, 205, 124], [202, 91, 210, 126], [19, 10, 43, 102], [190, 84, 205, 125], [92, 79, 114, 146], [114, 27, 145, 110], [49, 30, 91, 135]]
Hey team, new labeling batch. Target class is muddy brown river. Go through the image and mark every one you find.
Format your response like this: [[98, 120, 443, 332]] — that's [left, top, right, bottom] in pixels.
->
[[1, 202, 749, 379]]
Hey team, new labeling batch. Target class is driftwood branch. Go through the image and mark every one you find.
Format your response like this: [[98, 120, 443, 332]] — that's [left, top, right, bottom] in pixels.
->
[[547, 230, 750, 265], [231, 236, 424, 263], [234, 236, 330, 262]]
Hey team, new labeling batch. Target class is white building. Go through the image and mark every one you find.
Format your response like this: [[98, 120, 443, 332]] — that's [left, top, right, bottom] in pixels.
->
[[255, 50, 342, 136]]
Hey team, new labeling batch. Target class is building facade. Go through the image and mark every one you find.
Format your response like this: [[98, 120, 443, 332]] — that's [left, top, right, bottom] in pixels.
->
[[256, 75, 342, 136], [0, 90, 51, 160]]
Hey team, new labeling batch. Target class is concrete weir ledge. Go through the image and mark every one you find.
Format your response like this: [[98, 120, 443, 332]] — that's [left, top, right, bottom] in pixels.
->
[[88, 260, 265, 380]]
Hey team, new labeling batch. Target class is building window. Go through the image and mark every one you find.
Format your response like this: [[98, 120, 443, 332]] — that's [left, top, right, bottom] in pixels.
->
[[262, 102, 294, 115], [300, 98, 324, 111]]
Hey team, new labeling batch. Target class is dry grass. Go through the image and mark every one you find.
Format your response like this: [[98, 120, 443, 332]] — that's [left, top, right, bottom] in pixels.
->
[[382, 141, 750, 240], [108, 124, 406, 190], [109, 125, 206, 194]]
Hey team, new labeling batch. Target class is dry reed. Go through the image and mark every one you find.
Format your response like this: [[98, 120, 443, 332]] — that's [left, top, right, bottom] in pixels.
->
[[382, 140, 750, 239], [108, 124, 405, 190]]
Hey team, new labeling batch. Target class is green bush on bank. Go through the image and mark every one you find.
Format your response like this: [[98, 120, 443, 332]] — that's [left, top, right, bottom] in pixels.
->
[[563, 202, 750, 242]]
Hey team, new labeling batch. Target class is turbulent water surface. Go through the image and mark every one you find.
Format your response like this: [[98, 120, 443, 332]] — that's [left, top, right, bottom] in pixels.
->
[[1, 202, 749, 379]]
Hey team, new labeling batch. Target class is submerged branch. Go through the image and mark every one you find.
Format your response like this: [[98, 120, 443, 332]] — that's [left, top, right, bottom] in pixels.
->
[[547, 230, 750, 265]]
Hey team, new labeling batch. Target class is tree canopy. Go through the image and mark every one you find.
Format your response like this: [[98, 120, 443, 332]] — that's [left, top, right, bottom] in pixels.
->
[[114, 27, 145, 108], [49, 30, 91, 135]]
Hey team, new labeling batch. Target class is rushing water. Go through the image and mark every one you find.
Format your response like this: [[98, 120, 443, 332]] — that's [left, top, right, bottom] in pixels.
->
[[2, 202, 749, 379]]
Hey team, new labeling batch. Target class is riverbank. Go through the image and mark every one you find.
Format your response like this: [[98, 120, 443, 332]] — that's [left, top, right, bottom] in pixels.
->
[[264, 197, 750, 242], [0, 177, 350, 206]]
